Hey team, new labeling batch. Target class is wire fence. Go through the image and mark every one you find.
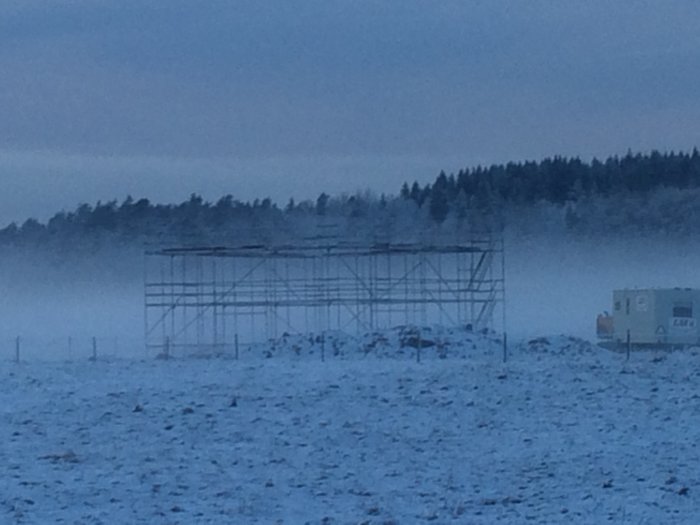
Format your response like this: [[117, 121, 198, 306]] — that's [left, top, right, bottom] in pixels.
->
[[1, 335, 148, 363], [1, 326, 507, 364]]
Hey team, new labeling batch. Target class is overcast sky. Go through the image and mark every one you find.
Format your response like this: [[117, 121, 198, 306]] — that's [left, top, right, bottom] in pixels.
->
[[1, 0, 700, 224]]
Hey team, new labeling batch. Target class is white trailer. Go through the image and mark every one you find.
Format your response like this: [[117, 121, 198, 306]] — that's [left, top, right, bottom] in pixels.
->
[[598, 288, 700, 348]]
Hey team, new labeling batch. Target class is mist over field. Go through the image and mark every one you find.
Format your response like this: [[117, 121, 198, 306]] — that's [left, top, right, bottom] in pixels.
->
[[2, 227, 698, 360], [507, 233, 700, 339]]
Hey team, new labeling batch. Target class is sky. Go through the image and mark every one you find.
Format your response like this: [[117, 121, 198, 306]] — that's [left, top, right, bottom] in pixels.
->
[[1, 0, 700, 224]]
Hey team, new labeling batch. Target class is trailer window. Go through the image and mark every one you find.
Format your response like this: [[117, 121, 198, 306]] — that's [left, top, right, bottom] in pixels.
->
[[614, 301, 621, 311], [625, 298, 630, 315], [673, 304, 693, 318]]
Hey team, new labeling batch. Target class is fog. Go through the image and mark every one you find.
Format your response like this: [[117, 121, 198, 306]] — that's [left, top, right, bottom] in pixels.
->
[[507, 234, 700, 339], [2, 232, 698, 360]]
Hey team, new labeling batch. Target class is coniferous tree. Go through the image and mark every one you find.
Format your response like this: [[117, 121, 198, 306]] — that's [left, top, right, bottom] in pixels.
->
[[429, 172, 449, 223]]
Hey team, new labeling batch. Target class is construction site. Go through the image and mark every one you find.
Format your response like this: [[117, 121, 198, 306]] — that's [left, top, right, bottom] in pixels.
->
[[144, 231, 506, 356]]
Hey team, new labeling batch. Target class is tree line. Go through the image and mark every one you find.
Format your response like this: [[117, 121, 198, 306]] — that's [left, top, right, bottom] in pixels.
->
[[3, 148, 700, 248], [402, 149, 700, 223]]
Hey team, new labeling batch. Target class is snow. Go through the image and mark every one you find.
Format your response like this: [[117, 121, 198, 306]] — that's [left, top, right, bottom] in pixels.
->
[[1, 329, 699, 523]]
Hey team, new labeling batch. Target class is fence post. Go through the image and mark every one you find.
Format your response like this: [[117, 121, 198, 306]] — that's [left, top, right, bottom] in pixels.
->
[[417, 329, 422, 363], [164, 336, 170, 360], [503, 332, 508, 363], [15, 336, 20, 364], [91, 337, 97, 362], [68, 336, 73, 361], [321, 333, 325, 362], [235, 334, 239, 360], [626, 329, 631, 361]]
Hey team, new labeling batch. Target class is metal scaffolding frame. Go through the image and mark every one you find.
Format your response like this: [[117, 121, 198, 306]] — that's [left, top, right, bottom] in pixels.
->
[[144, 234, 505, 355]]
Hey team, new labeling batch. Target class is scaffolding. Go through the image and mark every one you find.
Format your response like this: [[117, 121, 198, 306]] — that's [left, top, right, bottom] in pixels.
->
[[144, 234, 505, 355]]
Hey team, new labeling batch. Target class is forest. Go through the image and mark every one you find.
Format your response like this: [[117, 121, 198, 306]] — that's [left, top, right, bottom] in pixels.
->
[[4, 149, 700, 251]]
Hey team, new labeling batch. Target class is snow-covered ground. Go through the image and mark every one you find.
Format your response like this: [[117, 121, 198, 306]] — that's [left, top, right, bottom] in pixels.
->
[[1, 328, 699, 524]]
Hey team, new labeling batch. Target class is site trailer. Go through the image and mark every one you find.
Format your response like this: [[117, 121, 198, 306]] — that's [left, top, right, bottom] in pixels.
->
[[608, 288, 700, 347]]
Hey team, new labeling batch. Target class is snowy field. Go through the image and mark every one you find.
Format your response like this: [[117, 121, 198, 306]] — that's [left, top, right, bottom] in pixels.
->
[[1, 329, 700, 524]]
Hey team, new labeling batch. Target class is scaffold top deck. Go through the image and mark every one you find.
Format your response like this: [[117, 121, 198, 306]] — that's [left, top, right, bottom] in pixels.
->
[[147, 238, 500, 258]]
